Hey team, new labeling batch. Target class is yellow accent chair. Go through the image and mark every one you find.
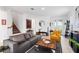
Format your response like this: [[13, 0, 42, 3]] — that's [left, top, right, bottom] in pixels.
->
[[50, 30, 61, 43]]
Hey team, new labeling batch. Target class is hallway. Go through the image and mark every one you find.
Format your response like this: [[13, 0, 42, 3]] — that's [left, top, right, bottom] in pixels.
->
[[61, 36, 74, 53]]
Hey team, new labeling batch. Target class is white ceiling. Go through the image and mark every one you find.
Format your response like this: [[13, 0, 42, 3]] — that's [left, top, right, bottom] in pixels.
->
[[3, 6, 74, 17]]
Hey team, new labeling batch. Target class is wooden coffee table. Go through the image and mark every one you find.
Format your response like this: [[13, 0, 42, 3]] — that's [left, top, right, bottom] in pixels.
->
[[36, 36, 56, 49], [36, 40, 56, 49]]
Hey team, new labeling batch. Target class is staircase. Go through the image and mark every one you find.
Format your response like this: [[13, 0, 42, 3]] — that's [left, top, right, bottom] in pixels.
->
[[13, 23, 20, 34]]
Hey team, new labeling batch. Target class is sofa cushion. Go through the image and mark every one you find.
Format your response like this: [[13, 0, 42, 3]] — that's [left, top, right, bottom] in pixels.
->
[[10, 34, 26, 43], [24, 33, 31, 40], [28, 32, 33, 38]]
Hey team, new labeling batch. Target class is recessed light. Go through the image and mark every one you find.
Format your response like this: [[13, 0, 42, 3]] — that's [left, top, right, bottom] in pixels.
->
[[41, 8, 45, 10], [30, 8, 35, 10]]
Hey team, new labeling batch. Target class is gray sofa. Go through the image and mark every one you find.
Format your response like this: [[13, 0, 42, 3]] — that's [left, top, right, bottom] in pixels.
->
[[3, 32, 42, 53]]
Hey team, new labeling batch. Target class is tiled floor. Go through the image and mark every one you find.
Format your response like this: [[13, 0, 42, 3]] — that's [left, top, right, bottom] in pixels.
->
[[61, 36, 74, 53]]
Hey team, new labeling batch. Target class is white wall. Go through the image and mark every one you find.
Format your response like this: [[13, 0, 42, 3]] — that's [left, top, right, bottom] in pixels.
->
[[35, 16, 50, 32], [0, 8, 68, 41], [0, 8, 13, 41], [74, 7, 79, 31], [68, 7, 79, 31], [12, 12, 25, 33], [12, 12, 50, 35], [11, 11, 68, 35], [12, 12, 36, 34]]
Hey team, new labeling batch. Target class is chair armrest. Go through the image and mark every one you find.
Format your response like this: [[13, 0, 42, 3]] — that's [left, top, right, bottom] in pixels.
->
[[3, 39, 18, 53]]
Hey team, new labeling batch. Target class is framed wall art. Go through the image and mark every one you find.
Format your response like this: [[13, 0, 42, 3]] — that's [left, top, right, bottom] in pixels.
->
[[2, 19, 6, 25]]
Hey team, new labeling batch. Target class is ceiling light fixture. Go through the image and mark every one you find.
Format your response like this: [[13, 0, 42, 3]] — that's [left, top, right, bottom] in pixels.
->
[[30, 8, 35, 10], [41, 8, 45, 10]]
